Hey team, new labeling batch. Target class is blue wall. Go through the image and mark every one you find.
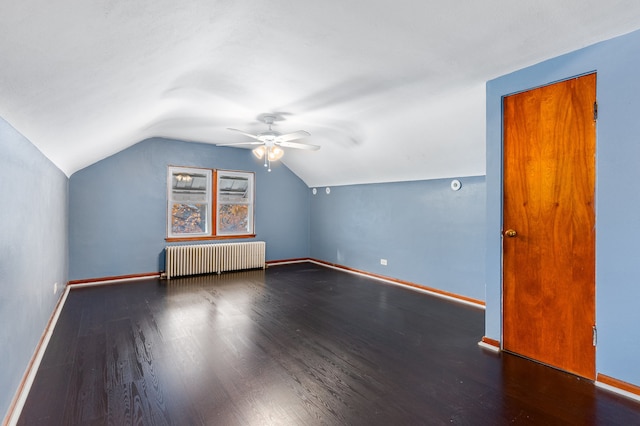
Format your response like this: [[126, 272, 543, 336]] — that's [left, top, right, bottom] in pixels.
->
[[486, 29, 640, 386], [0, 118, 68, 419], [69, 138, 310, 281], [310, 176, 486, 301]]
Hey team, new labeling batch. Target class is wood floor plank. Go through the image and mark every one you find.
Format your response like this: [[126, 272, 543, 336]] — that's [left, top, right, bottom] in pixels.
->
[[61, 332, 108, 424], [17, 263, 640, 425]]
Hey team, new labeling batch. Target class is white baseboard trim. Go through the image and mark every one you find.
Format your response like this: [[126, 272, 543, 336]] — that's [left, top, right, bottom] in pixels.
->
[[68, 273, 160, 288], [478, 341, 501, 353], [4, 286, 70, 426], [306, 259, 486, 309], [595, 380, 640, 403]]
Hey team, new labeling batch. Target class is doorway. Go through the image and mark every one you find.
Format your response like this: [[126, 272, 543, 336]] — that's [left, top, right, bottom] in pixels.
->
[[502, 73, 596, 379]]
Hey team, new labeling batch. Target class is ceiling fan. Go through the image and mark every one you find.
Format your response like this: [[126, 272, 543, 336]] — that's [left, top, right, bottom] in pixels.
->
[[217, 114, 320, 171]]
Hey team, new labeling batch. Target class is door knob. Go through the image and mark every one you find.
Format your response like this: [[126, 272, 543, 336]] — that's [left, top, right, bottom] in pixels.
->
[[505, 229, 517, 238]]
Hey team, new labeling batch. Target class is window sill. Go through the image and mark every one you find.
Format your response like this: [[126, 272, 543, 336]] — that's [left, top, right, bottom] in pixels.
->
[[165, 234, 257, 243]]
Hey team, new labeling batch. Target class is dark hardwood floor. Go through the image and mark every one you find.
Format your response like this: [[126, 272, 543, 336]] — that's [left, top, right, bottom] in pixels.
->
[[18, 263, 640, 425]]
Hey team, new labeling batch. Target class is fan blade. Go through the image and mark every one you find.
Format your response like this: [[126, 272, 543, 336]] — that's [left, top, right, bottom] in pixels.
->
[[277, 140, 321, 151], [275, 130, 311, 142], [216, 141, 263, 147], [227, 128, 260, 140]]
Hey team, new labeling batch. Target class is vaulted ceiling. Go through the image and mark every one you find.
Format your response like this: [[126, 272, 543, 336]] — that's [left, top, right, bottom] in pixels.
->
[[2, 1, 640, 187]]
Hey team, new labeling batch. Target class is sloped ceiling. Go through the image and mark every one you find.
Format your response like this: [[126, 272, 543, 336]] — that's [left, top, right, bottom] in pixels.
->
[[2, 1, 640, 187]]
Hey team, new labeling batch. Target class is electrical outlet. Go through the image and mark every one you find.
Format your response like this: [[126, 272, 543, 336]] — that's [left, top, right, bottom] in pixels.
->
[[54, 282, 58, 294], [380, 259, 388, 266]]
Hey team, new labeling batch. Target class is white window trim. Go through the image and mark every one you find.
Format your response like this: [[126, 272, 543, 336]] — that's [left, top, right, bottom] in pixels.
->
[[215, 169, 255, 236], [167, 166, 212, 238]]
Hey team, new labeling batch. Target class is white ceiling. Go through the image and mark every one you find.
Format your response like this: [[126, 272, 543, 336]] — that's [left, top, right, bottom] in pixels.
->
[[2, 1, 640, 187]]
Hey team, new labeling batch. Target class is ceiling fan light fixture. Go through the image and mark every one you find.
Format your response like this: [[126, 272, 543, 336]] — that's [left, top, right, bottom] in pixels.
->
[[268, 146, 284, 161], [253, 145, 284, 161], [252, 145, 266, 159]]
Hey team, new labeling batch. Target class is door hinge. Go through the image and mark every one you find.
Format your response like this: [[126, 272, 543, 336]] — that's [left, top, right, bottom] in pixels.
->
[[593, 101, 598, 121], [592, 326, 597, 346]]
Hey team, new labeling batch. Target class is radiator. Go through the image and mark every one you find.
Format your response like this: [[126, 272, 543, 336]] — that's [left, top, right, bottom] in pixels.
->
[[164, 241, 266, 279]]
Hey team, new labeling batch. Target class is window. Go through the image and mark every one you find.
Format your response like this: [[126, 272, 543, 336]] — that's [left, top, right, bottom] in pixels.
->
[[216, 170, 254, 236], [167, 166, 212, 238], [167, 166, 255, 241]]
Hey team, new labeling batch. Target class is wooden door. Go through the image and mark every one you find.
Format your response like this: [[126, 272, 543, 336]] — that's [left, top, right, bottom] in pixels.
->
[[502, 73, 596, 380]]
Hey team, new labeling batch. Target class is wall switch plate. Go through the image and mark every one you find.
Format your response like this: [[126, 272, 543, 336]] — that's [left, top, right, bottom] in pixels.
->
[[380, 259, 387, 266]]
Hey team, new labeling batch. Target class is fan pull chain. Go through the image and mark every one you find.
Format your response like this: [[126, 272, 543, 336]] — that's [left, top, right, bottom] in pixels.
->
[[264, 153, 271, 172]]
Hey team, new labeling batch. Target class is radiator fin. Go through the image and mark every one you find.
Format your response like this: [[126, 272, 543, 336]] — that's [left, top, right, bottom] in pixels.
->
[[165, 241, 266, 279]]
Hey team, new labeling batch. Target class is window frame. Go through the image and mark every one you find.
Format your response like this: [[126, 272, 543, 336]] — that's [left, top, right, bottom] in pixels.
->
[[166, 166, 256, 242], [215, 169, 255, 237]]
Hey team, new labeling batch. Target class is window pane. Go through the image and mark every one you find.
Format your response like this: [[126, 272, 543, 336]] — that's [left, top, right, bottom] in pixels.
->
[[218, 175, 250, 203], [171, 203, 208, 234], [217, 204, 249, 233]]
